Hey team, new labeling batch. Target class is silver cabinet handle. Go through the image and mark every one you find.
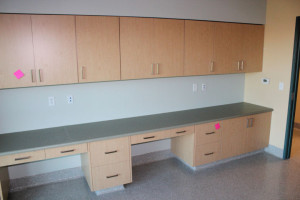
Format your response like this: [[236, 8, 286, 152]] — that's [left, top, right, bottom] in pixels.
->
[[105, 150, 118, 154], [156, 63, 159, 75], [82, 66, 86, 79], [210, 61, 214, 72], [144, 136, 155, 139], [204, 152, 214, 156], [151, 64, 154, 75], [241, 60, 244, 71], [60, 149, 75, 154], [38, 69, 43, 82], [31, 69, 36, 83], [237, 61, 240, 71], [176, 130, 187, 134], [106, 174, 119, 179], [15, 156, 31, 161], [247, 118, 254, 128], [205, 131, 215, 135]]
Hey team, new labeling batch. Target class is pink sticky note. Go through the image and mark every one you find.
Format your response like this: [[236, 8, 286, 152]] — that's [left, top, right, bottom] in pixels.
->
[[14, 70, 24, 79], [215, 123, 220, 130]]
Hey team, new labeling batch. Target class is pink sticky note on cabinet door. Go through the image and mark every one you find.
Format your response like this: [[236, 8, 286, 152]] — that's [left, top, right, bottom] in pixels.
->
[[14, 70, 24, 79], [215, 123, 220, 130]]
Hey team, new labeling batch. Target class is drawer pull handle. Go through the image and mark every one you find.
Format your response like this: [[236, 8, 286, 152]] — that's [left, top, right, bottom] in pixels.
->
[[205, 132, 215, 135], [106, 174, 119, 179], [176, 130, 187, 134], [144, 136, 155, 139], [60, 149, 75, 154], [105, 150, 118, 154], [204, 152, 214, 156], [15, 156, 31, 161]]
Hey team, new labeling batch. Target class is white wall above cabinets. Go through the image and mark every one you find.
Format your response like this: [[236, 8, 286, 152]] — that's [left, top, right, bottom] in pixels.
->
[[0, 0, 266, 24]]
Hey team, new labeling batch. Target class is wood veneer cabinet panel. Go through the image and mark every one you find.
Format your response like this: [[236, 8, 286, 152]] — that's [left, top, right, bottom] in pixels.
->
[[120, 17, 154, 80], [0, 14, 36, 89], [31, 15, 78, 86], [245, 112, 272, 153], [76, 16, 120, 82], [195, 142, 221, 166], [91, 161, 132, 191], [184, 20, 214, 75], [0, 150, 45, 167], [221, 117, 247, 159], [242, 24, 264, 73], [153, 18, 184, 77], [89, 137, 130, 166], [45, 143, 87, 159], [213, 22, 243, 74], [0, 167, 9, 200]]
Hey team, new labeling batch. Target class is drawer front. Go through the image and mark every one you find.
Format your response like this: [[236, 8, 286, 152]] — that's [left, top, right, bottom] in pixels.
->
[[89, 137, 130, 166], [195, 121, 222, 145], [45, 143, 88, 159], [92, 161, 132, 191], [0, 150, 45, 167], [169, 125, 194, 138], [195, 142, 221, 166], [130, 130, 170, 145]]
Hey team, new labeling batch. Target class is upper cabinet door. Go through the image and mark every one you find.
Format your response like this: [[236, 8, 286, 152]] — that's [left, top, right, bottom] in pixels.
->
[[76, 16, 120, 83], [0, 14, 36, 89], [31, 15, 78, 86], [120, 17, 154, 80], [184, 20, 214, 76], [153, 18, 184, 77], [213, 22, 243, 74], [242, 24, 264, 73]]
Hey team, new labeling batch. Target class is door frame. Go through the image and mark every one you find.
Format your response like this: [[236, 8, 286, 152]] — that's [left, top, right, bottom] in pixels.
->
[[284, 16, 300, 159]]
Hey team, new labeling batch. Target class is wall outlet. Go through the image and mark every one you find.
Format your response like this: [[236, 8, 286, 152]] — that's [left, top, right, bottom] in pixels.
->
[[279, 82, 284, 91], [67, 95, 73, 104], [192, 83, 197, 92], [48, 97, 55, 106], [202, 84, 207, 92]]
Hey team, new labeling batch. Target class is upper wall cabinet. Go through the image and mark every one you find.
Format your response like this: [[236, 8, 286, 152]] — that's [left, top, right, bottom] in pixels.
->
[[241, 24, 264, 73], [76, 16, 120, 83], [120, 17, 184, 80], [31, 15, 78, 86], [184, 20, 214, 76], [184, 21, 264, 75], [213, 22, 244, 74], [0, 14, 36, 89]]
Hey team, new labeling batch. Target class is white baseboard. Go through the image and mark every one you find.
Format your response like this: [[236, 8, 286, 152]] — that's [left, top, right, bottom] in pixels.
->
[[264, 145, 284, 159]]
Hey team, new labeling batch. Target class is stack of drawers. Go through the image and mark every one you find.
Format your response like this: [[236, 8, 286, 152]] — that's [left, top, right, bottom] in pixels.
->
[[88, 137, 132, 191], [194, 122, 222, 166]]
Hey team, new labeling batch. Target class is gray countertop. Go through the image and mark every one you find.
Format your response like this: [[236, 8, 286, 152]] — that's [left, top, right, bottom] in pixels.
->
[[0, 102, 273, 156]]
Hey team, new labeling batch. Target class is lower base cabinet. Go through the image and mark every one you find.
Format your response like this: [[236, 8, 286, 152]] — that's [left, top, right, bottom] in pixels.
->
[[171, 112, 272, 167], [81, 137, 132, 191]]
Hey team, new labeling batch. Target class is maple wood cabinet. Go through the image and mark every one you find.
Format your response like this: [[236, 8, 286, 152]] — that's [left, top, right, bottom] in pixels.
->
[[76, 16, 120, 83], [184, 21, 264, 75], [120, 17, 184, 80], [171, 112, 271, 167], [31, 15, 78, 86], [0, 14, 264, 90], [0, 14, 36, 89]]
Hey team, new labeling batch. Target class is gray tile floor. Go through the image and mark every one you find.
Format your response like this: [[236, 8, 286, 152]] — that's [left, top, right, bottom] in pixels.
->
[[8, 152, 300, 200]]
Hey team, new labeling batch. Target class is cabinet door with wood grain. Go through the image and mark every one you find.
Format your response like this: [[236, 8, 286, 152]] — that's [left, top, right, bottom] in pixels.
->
[[31, 15, 78, 86], [184, 20, 214, 76], [221, 116, 247, 159], [242, 24, 264, 73], [245, 112, 272, 153], [153, 18, 184, 77], [76, 16, 120, 83], [213, 22, 243, 74], [120, 17, 154, 80], [0, 14, 36, 89]]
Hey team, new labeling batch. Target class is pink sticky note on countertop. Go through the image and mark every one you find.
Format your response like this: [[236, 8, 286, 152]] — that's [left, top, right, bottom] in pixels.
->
[[215, 123, 220, 130], [14, 70, 24, 79]]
